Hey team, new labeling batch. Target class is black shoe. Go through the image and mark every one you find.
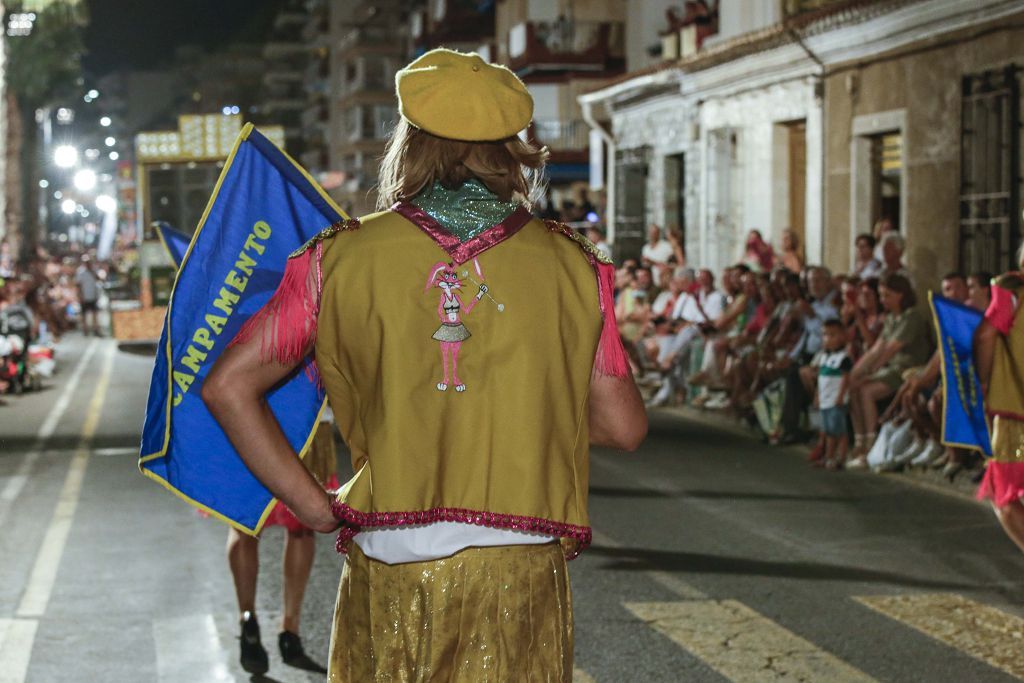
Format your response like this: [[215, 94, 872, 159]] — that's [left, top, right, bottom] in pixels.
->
[[239, 611, 269, 675], [279, 631, 327, 673]]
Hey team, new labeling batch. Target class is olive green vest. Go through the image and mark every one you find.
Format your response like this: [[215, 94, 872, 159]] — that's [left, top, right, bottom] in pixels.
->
[[314, 209, 602, 555]]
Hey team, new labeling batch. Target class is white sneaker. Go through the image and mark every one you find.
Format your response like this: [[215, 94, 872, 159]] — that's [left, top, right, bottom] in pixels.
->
[[845, 455, 869, 470], [911, 440, 945, 467], [704, 392, 730, 410], [887, 420, 914, 458], [888, 437, 925, 469], [648, 382, 673, 407]]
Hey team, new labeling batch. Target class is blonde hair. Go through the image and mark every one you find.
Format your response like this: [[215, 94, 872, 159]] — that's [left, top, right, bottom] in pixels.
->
[[376, 118, 548, 210]]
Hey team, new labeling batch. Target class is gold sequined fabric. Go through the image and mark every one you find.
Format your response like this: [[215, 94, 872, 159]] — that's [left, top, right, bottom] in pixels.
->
[[328, 541, 574, 682]]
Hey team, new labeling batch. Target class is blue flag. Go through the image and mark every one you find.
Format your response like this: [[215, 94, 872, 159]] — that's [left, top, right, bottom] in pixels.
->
[[139, 124, 348, 533], [154, 221, 191, 268], [929, 292, 992, 456]]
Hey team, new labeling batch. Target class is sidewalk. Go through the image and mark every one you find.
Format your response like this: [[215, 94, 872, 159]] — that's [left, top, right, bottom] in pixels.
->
[[658, 404, 983, 505]]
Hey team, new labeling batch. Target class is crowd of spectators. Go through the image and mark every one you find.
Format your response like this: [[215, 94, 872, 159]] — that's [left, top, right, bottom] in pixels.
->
[[0, 242, 104, 401], [609, 220, 991, 481]]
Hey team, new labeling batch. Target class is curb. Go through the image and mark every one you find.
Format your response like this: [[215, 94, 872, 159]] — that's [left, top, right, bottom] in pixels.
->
[[655, 405, 985, 507]]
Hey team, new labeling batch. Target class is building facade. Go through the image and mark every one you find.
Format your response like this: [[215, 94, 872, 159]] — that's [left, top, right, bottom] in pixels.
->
[[820, 0, 1024, 287], [582, 0, 1024, 289]]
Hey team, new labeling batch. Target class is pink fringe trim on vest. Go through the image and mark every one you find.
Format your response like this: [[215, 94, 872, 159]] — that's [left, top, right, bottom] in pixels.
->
[[594, 261, 630, 378], [230, 241, 321, 374], [977, 460, 1024, 508]]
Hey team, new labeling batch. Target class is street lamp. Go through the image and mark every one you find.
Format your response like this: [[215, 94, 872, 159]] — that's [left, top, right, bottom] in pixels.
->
[[95, 194, 117, 213], [60, 198, 76, 215], [54, 145, 78, 168], [100, 116, 112, 127], [73, 168, 97, 192], [104, 136, 116, 147]]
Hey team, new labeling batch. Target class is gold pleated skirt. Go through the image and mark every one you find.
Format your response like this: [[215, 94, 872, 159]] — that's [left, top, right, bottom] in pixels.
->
[[328, 541, 574, 682]]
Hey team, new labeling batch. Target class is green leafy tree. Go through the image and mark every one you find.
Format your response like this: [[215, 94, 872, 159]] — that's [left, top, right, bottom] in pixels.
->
[[6, 1, 88, 258]]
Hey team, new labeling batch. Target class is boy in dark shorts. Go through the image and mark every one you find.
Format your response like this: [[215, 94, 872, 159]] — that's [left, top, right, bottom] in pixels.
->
[[813, 319, 853, 469]]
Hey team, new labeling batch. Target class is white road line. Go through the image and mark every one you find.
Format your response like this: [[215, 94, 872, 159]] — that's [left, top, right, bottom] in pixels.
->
[[153, 614, 235, 683], [0, 339, 98, 526], [16, 342, 114, 619], [624, 600, 877, 682], [572, 668, 597, 682], [0, 618, 37, 683]]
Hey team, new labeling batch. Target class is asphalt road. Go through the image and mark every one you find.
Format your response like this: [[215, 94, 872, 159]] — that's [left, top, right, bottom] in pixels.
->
[[2, 332, 1024, 682]]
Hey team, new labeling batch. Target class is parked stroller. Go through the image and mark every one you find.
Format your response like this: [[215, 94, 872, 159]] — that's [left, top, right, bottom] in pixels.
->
[[0, 303, 37, 393]]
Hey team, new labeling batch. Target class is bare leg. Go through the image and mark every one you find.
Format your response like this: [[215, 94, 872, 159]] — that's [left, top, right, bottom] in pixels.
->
[[994, 501, 1024, 554], [858, 380, 893, 446], [438, 343, 450, 389], [227, 528, 259, 617], [281, 528, 315, 634], [451, 342, 465, 390]]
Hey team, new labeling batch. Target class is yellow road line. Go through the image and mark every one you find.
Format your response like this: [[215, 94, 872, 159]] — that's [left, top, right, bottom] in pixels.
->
[[16, 342, 115, 618], [855, 593, 1024, 679], [625, 600, 877, 682]]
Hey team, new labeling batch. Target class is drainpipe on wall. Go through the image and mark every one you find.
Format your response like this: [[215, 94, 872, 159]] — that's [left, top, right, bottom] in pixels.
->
[[579, 97, 617, 244]]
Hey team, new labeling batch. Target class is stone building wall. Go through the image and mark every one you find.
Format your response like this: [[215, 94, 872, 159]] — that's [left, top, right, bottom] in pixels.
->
[[822, 11, 1024, 290], [611, 91, 700, 260]]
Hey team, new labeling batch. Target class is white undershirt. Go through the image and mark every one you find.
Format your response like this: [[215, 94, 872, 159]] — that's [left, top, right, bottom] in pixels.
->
[[353, 523, 557, 565]]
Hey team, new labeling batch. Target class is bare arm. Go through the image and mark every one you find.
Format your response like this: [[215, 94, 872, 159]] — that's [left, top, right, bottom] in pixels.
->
[[202, 319, 337, 533], [589, 372, 647, 451], [974, 319, 998, 394]]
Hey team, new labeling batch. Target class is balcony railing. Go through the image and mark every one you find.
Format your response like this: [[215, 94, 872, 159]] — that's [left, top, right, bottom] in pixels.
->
[[508, 21, 624, 75], [531, 119, 588, 151]]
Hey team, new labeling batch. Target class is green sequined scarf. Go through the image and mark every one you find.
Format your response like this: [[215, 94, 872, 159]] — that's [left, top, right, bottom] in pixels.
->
[[411, 179, 520, 243]]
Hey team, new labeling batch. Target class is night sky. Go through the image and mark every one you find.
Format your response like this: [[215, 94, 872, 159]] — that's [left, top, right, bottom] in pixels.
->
[[82, 0, 283, 78]]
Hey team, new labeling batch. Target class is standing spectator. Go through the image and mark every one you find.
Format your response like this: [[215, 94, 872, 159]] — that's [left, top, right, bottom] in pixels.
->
[[665, 225, 687, 268], [872, 216, 896, 261], [641, 224, 674, 266], [813, 320, 853, 469], [853, 234, 883, 279], [743, 229, 775, 273], [967, 271, 993, 312], [879, 232, 913, 284], [847, 274, 932, 467], [585, 226, 613, 262], [779, 229, 804, 273], [75, 256, 101, 336]]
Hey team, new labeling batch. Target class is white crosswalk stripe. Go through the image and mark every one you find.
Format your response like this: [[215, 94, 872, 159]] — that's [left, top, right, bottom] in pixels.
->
[[624, 600, 877, 682], [856, 592, 1024, 680]]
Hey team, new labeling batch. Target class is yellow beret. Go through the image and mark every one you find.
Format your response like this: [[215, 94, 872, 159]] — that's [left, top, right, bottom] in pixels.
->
[[396, 48, 533, 142]]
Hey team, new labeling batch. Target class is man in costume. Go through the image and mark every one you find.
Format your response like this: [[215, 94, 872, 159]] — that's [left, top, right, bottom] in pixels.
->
[[975, 248, 1024, 552], [203, 49, 647, 681]]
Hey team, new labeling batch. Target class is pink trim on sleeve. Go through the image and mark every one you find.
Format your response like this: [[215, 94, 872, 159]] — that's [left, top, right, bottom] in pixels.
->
[[985, 284, 1016, 336]]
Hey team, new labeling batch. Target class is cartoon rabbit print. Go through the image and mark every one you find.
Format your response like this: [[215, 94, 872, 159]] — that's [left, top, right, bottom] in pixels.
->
[[424, 260, 488, 392]]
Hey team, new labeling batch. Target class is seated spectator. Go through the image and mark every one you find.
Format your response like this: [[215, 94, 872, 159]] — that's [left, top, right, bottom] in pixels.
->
[[616, 267, 654, 354], [650, 269, 726, 406], [847, 273, 933, 468], [743, 229, 775, 273], [846, 277, 883, 358], [853, 233, 883, 279]]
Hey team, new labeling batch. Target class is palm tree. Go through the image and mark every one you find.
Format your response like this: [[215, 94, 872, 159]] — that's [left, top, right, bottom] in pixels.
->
[[5, 1, 87, 259]]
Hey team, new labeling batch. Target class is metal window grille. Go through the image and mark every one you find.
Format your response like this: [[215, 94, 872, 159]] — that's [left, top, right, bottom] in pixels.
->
[[959, 65, 1020, 274]]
